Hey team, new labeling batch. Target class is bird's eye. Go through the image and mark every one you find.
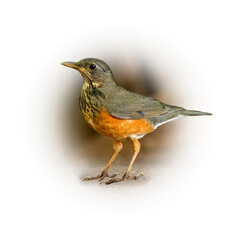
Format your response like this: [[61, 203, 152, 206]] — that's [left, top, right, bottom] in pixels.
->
[[89, 64, 96, 70]]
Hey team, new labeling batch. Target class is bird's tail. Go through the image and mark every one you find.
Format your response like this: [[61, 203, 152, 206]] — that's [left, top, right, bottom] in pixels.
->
[[182, 109, 212, 116]]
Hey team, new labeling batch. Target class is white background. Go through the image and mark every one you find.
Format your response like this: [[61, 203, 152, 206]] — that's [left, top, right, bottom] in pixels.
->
[[1, 0, 240, 239]]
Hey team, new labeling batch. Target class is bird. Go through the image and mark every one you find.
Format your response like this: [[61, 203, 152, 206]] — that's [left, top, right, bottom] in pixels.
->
[[61, 58, 212, 184]]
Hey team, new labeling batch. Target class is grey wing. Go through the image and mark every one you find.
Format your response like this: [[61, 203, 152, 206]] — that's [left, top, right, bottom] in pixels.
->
[[105, 87, 185, 124]]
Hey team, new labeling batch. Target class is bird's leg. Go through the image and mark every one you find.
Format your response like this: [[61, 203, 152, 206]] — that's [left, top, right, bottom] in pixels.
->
[[104, 138, 142, 185], [84, 139, 122, 181]]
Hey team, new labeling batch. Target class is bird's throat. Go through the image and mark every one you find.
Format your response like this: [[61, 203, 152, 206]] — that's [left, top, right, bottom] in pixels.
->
[[79, 82, 105, 123]]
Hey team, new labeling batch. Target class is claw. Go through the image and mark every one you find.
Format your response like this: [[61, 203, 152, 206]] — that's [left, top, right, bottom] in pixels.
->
[[83, 175, 101, 181], [133, 172, 144, 180], [98, 173, 117, 181], [103, 172, 143, 185], [83, 172, 117, 182], [104, 177, 124, 185]]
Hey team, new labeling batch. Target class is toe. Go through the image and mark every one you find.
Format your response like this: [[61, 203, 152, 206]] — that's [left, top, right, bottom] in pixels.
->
[[83, 175, 101, 181], [104, 178, 122, 185], [133, 173, 144, 180]]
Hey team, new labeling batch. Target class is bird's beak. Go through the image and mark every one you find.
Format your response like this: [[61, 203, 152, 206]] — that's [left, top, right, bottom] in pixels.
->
[[61, 61, 78, 69], [61, 62, 87, 74]]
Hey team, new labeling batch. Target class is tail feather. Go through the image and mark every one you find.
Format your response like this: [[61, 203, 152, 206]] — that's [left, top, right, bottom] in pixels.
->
[[182, 109, 212, 116]]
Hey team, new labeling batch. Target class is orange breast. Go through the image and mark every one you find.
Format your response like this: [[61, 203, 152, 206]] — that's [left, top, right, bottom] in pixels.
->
[[91, 108, 154, 141]]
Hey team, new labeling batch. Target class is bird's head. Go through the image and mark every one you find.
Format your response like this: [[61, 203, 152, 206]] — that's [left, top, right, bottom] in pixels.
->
[[61, 58, 116, 88]]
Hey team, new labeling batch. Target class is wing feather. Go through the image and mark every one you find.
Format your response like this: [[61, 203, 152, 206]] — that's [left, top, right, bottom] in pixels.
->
[[105, 86, 183, 122]]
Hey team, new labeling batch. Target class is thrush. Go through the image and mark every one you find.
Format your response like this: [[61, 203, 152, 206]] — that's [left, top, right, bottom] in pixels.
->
[[61, 58, 211, 184]]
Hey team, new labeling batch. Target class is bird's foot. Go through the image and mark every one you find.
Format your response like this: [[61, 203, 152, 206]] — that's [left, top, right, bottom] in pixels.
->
[[83, 172, 117, 181], [103, 172, 144, 185]]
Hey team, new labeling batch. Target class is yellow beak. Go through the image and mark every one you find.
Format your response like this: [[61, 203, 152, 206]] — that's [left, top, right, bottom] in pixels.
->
[[61, 62, 87, 73], [61, 61, 77, 69]]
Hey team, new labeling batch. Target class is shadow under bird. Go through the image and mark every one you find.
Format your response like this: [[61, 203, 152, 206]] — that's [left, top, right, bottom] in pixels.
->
[[61, 58, 212, 184]]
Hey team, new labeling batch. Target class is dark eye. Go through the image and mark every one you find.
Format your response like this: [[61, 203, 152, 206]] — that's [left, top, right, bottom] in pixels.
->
[[89, 64, 96, 70]]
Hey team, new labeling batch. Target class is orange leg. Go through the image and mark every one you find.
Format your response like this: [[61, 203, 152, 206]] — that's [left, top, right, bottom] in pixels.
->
[[84, 139, 123, 181], [104, 137, 143, 184]]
